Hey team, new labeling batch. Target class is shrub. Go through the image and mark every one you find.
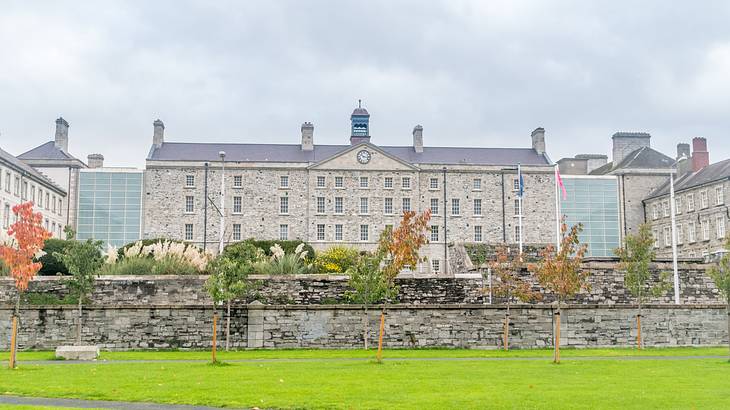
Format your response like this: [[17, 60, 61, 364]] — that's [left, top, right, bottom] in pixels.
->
[[221, 241, 265, 269], [117, 238, 185, 259], [36, 238, 77, 276], [98, 257, 156, 276], [314, 246, 360, 273], [252, 243, 311, 275], [229, 239, 315, 262]]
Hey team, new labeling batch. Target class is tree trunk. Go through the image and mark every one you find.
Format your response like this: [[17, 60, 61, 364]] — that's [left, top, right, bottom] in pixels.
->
[[554, 305, 561, 364], [376, 309, 385, 362], [9, 292, 20, 369], [225, 300, 231, 352], [637, 302, 642, 350], [211, 311, 218, 363], [504, 302, 511, 351], [76, 298, 83, 345], [363, 306, 369, 350]]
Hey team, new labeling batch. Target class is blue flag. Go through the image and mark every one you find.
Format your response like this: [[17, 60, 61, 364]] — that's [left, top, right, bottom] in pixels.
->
[[518, 164, 524, 197]]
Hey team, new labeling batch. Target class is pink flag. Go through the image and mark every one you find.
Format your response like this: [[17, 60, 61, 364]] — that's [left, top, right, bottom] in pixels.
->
[[555, 168, 567, 200]]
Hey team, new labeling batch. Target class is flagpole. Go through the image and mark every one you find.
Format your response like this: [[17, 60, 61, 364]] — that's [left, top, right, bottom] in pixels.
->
[[518, 163, 523, 255], [554, 165, 561, 251]]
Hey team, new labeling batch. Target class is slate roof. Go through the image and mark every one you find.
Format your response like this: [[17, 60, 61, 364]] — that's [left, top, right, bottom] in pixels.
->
[[590, 146, 674, 175], [0, 147, 66, 193], [147, 142, 550, 166], [17, 141, 81, 161], [351, 108, 370, 116], [646, 158, 730, 200]]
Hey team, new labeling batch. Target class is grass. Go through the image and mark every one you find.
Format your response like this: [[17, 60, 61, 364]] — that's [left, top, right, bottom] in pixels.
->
[[1, 349, 729, 409]]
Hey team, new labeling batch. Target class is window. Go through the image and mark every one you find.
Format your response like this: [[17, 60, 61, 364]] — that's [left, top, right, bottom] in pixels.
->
[[716, 186, 724, 205], [335, 176, 344, 188], [21, 181, 27, 200], [317, 224, 325, 241], [384, 177, 393, 189], [45, 219, 49, 230], [402, 177, 411, 189], [317, 176, 326, 188], [451, 198, 460, 216], [700, 190, 708, 208], [335, 224, 343, 241], [185, 196, 194, 213], [316, 197, 326, 214], [384, 197, 393, 214], [279, 224, 289, 240], [677, 225, 683, 245], [429, 178, 439, 189], [280, 175, 289, 188], [185, 175, 195, 187], [431, 259, 440, 273], [334, 197, 343, 214], [717, 215, 726, 239], [474, 226, 483, 242], [359, 176, 369, 188], [402, 197, 411, 212], [662, 201, 670, 217], [38, 189, 43, 207], [45, 193, 49, 209], [51, 222, 55, 237], [360, 197, 369, 214], [474, 199, 482, 216], [4, 172, 9, 192], [514, 199, 521, 215], [3, 204, 9, 229], [675, 197, 682, 215], [513, 178, 520, 191], [184, 224, 193, 241], [701, 219, 710, 241], [687, 194, 695, 212], [233, 196, 242, 213], [430, 198, 439, 215], [233, 224, 241, 241], [233, 175, 242, 188], [663, 226, 671, 247], [52, 195, 56, 213], [430, 225, 439, 242], [514, 225, 522, 243], [360, 224, 369, 241], [473, 178, 482, 190], [279, 196, 289, 214], [58, 198, 62, 215], [30, 186, 35, 203], [14, 176, 19, 196], [652, 204, 659, 220], [688, 222, 696, 243]]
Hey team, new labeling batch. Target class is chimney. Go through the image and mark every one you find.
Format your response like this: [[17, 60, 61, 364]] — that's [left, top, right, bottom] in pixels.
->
[[531, 127, 545, 155], [54, 117, 69, 152], [87, 154, 104, 169], [691, 137, 709, 172], [301, 122, 314, 151], [153, 119, 165, 147], [676, 143, 690, 160], [611, 132, 651, 165], [412, 125, 424, 153]]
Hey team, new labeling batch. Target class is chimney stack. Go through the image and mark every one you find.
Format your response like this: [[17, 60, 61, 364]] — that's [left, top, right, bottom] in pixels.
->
[[611, 132, 651, 165], [54, 117, 69, 152], [531, 127, 545, 156], [676, 143, 690, 161], [301, 122, 314, 151], [153, 119, 165, 147], [691, 137, 709, 172], [412, 125, 424, 153], [87, 154, 104, 169]]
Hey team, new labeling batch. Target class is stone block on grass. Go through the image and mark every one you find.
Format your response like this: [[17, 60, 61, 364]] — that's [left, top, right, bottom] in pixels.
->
[[55, 345, 100, 361]]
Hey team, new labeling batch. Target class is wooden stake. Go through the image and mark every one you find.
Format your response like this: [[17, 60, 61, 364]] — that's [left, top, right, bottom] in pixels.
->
[[212, 312, 218, 363], [376, 311, 385, 362], [554, 311, 561, 364], [9, 316, 17, 369], [637, 314, 642, 350], [503, 314, 510, 351]]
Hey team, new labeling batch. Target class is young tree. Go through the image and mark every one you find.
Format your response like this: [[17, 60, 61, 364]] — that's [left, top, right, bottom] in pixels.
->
[[205, 255, 259, 354], [530, 220, 589, 363], [373, 209, 431, 362], [488, 246, 542, 351], [614, 223, 669, 350], [346, 255, 397, 349], [0, 202, 51, 368], [54, 239, 105, 345], [708, 236, 730, 361]]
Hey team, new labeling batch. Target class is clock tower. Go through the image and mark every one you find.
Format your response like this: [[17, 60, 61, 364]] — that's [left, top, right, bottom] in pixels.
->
[[349, 100, 371, 145]]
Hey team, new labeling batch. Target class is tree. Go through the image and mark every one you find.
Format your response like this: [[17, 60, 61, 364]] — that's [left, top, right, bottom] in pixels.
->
[[0, 202, 51, 368], [346, 255, 397, 349], [614, 224, 670, 350], [205, 255, 259, 355], [530, 219, 589, 363], [54, 239, 105, 345], [373, 210, 431, 361], [708, 236, 730, 361], [488, 246, 541, 350]]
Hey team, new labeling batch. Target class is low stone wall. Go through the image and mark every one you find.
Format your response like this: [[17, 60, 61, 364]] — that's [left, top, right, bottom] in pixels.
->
[[1, 304, 727, 350], [0, 260, 722, 306]]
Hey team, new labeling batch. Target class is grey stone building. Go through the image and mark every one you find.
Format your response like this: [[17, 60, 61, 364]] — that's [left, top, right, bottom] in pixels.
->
[[144, 105, 557, 274], [644, 137, 728, 259]]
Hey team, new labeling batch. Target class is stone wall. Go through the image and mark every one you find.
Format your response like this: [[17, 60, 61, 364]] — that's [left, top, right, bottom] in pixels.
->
[[1, 261, 722, 306], [1, 304, 726, 350]]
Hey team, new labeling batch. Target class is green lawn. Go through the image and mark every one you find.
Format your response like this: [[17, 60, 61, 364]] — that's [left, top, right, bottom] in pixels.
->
[[1, 349, 729, 409]]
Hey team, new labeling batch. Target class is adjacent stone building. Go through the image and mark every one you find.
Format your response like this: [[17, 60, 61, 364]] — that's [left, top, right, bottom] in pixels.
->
[[144, 105, 557, 274]]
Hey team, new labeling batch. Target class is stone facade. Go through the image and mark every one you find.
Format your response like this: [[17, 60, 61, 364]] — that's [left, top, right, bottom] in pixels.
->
[[1, 304, 726, 350]]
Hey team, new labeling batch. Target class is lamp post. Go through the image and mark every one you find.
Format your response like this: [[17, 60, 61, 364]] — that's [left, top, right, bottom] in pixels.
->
[[670, 155, 687, 305], [218, 151, 226, 254]]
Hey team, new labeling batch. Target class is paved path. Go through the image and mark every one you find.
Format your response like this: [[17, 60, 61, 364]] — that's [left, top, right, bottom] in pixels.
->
[[0, 395, 233, 409]]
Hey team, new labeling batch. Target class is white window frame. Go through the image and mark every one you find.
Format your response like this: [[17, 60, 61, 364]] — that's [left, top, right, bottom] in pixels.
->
[[474, 198, 482, 216], [334, 176, 344, 188], [451, 198, 460, 216], [430, 225, 439, 242], [184, 224, 193, 241], [688, 222, 696, 243], [474, 225, 483, 242], [233, 196, 242, 214], [359, 176, 369, 189], [317, 196, 325, 214], [701, 219, 710, 241], [652, 204, 659, 220], [384, 197, 393, 215], [663, 226, 671, 247], [280, 175, 289, 189], [402, 197, 411, 212], [429, 178, 439, 190], [185, 195, 194, 213], [279, 224, 289, 240], [334, 197, 343, 214], [317, 224, 325, 241], [717, 215, 726, 239], [675, 197, 682, 215], [232, 224, 241, 241], [185, 175, 195, 188], [384, 177, 393, 189], [401, 177, 411, 190], [233, 175, 242, 188], [662, 201, 670, 218], [430, 198, 439, 215], [687, 194, 695, 212], [316, 176, 326, 188], [360, 224, 369, 241], [473, 178, 482, 191], [700, 190, 708, 209], [359, 197, 369, 214], [514, 225, 522, 243], [279, 196, 289, 214], [431, 259, 440, 273], [677, 225, 683, 245], [716, 186, 724, 205], [334, 224, 343, 241]]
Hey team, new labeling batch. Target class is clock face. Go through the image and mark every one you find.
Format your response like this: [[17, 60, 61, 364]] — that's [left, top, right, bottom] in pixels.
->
[[357, 150, 371, 164]]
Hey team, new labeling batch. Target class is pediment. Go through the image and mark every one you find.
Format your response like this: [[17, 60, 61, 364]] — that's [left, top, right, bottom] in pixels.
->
[[308, 143, 418, 171]]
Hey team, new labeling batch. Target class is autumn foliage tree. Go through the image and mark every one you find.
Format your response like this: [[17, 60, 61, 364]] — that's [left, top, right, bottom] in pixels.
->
[[0, 202, 52, 368], [488, 246, 542, 350], [530, 219, 589, 363]]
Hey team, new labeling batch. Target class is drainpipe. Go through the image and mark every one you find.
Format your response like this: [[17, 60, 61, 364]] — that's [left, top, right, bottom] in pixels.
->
[[203, 162, 209, 251], [443, 167, 447, 275]]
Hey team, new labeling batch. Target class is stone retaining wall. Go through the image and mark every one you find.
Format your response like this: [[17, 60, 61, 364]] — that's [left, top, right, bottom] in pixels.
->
[[1, 304, 727, 350]]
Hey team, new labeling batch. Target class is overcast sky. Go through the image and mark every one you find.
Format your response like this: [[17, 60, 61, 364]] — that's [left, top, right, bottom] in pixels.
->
[[2, 1, 730, 168]]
